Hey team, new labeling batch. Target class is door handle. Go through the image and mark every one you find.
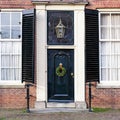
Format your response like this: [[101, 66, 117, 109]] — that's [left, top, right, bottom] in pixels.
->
[[71, 72, 74, 78]]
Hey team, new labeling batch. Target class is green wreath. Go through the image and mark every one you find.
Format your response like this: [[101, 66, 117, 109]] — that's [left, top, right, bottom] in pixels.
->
[[56, 66, 66, 77]]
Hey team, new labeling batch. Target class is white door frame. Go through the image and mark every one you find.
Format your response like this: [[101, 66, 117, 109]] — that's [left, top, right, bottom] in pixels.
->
[[35, 4, 87, 109]]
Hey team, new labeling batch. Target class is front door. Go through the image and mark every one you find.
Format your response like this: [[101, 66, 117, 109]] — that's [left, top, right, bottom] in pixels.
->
[[47, 49, 74, 102], [47, 11, 74, 102]]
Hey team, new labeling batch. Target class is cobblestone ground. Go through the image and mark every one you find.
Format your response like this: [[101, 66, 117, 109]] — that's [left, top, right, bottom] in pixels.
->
[[0, 109, 120, 120]]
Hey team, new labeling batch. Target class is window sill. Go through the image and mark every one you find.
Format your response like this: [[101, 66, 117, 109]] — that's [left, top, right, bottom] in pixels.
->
[[0, 84, 25, 88], [0, 81, 25, 88], [97, 83, 120, 88]]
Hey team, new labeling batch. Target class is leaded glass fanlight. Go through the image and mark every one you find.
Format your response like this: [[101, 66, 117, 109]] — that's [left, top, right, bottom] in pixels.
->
[[47, 11, 74, 45]]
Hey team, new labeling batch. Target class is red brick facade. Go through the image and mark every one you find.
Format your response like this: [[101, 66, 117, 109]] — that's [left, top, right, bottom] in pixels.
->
[[87, 0, 120, 9], [0, 0, 120, 109], [0, 0, 34, 9], [86, 82, 120, 109], [0, 86, 36, 108]]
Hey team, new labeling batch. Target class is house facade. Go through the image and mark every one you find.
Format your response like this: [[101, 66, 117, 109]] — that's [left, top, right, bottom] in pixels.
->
[[0, 0, 120, 109]]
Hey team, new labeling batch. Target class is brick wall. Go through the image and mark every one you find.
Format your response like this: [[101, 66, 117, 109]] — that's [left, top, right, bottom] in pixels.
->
[[86, 0, 120, 9], [86, 82, 120, 109], [0, 0, 34, 9], [0, 86, 36, 108]]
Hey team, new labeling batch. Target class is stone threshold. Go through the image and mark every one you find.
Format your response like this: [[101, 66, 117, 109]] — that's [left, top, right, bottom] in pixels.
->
[[47, 102, 75, 108], [35, 101, 87, 110]]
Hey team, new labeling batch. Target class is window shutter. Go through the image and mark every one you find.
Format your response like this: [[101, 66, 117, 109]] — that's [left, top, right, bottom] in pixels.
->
[[22, 9, 36, 83], [85, 9, 99, 82]]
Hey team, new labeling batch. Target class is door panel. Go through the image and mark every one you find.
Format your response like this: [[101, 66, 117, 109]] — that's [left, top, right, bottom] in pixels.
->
[[47, 49, 74, 102]]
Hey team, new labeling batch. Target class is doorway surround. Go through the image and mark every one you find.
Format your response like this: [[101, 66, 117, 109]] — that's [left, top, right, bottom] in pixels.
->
[[34, 2, 87, 109]]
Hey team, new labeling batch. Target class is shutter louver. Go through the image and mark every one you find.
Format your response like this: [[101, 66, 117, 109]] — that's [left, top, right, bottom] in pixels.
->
[[85, 9, 99, 82], [22, 9, 36, 83]]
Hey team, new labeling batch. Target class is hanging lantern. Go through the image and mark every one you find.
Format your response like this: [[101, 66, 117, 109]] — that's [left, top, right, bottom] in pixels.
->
[[55, 19, 65, 38]]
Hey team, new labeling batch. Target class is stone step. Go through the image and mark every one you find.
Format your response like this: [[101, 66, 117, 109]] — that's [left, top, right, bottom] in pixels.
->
[[30, 108, 88, 113]]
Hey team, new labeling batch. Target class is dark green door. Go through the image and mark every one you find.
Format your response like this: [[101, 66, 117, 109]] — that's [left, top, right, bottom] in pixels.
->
[[47, 49, 74, 102]]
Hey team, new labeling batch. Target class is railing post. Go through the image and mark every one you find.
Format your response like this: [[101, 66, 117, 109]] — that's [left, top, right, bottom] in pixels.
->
[[89, 82, 92, 112], [25, 83, 33, 113]]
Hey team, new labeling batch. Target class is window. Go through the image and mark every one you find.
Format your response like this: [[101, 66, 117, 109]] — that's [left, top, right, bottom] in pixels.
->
[[0, 12, 22, 84], [100, 12, 120, 84]]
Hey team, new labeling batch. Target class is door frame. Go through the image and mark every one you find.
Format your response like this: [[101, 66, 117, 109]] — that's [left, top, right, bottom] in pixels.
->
[[35, 4, 87, 109]]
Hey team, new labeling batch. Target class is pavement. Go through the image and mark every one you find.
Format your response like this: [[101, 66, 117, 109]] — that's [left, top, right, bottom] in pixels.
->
[[0, 108, 120, 120]]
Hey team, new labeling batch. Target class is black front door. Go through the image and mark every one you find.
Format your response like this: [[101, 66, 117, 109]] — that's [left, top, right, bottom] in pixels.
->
[[47, 49, 74, 102]]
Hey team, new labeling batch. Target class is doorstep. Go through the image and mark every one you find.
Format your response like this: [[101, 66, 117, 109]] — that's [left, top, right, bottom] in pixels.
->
[[47, 102, 75, 108], [30, 108, 88, 113]]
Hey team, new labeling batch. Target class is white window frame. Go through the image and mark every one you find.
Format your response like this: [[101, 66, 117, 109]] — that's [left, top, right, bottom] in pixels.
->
[[0, 9, 23, 86], [99, 10, 120, 87]]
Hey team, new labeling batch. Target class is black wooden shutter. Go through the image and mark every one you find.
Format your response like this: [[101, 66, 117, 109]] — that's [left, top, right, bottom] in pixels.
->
[[85, 9, 99, 82], [22, 9, 36, 83]]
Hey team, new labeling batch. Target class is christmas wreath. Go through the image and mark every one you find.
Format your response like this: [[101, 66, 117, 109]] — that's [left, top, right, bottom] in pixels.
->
[[56, 66, 66, 77]]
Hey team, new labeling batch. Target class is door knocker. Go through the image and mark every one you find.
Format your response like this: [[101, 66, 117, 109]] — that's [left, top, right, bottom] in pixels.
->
[[56, 63, 66, 77]]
